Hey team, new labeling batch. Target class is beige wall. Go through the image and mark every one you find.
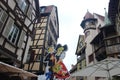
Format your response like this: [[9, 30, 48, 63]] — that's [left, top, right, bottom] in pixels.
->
[[85, 14, 105, 66], [84, 15, 105, 80]]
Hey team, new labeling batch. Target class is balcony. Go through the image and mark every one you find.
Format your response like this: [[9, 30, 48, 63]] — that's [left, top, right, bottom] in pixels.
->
[[94, 35, 120, 61], [95, 45, 107, 61], [105, 35, 120, 54]]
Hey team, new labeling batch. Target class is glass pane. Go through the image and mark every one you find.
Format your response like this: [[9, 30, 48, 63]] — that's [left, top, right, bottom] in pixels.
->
[[21, 1, 28, 13], [21, 2, 26, 12], [8, 24, 19, 44], [8, 26, 14, 40], [12, 28, 19, 43], [1, 11, 8, 22]]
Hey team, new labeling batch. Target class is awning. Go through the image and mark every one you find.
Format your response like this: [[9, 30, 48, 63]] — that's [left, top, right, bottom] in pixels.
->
[[0, 61, 37, 77], [71, 58, 120, 80]]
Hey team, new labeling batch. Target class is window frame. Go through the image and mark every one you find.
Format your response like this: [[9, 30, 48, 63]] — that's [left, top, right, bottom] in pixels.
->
[[0, 8, 8, 31], [18, 0, 28, 13], [8, 24, 20, 44], [41, 7, 46, 13], [89, 54, 94, 63]]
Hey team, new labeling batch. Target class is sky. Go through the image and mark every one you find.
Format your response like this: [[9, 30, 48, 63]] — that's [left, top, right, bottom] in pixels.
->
[[39, 0, 109, 71]]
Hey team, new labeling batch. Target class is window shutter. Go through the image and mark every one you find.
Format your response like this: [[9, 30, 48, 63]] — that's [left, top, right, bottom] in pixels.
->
[[17, 30, 25, 48], [2, 17, 14, 38], [27, 5, 32, 18], [0, 8, 2, 31], [0, 9, 8, 32]]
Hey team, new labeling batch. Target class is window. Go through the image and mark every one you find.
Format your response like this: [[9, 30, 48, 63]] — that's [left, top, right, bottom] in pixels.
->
[[36, 54, 41, 61], [27, 5, 32, 18], [79, 42, 83, 48], [89, 54, 94, 63], [26, 50, 35, 63], [8, 24, 19, 44], [48, 35, 53, 46], [2, 17, 20, 45], [41, 7, 45, 13], [17, 0, 28, 13], [90, 20, 95, 25], [26, 53, 30, 63], [0, 8, 8, 31]]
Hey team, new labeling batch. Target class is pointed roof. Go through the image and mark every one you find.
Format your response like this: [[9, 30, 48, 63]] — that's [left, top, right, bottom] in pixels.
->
[[45, 5, 54, 13], [94, 13, 104, 21], [40, 5, 56, 14], [104, 8, 112, 26], [80, 11, 97, 28], [84, 11, 94, 20]]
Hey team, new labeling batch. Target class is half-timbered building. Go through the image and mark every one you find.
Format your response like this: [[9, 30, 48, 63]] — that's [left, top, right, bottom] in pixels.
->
[[24, 5, 59, 75], [0, 0, 40, 80]]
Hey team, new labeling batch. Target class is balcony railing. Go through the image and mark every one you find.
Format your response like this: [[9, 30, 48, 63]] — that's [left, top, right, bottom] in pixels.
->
[[106, 44, 120, 54], [94, 45, 107, 61], [95, 35, 120, 55], [105, 35, 120, 54], [95, 45, 106, 56]]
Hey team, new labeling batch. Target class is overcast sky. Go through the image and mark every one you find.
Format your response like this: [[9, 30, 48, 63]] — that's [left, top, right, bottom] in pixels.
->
[[39, 0, 109, 71]]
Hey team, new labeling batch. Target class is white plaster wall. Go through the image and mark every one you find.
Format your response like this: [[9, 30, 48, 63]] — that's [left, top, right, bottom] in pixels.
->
[[23, 37, 32, 63], [0, 37, 4, 45], [8, 0, 15, 10], [5, 42, 16, 53], [17, 49, 23, 61], [85, 29, 98, 65]]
